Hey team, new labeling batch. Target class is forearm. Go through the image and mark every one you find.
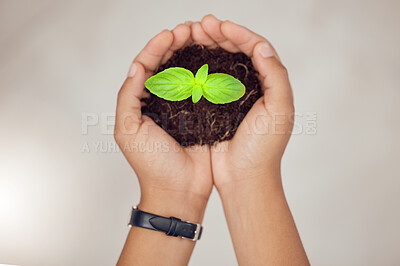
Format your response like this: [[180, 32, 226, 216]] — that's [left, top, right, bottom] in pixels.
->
[[219, 169, 309, 266], [117, 189, 208, 266]]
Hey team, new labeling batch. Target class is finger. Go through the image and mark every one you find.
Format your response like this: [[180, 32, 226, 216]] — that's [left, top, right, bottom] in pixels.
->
[[183, 21, 195, 47], [220, 20, 280, 60], [191, 22, 218, 48], [115, 62, 146, 136], [161, 23, 192, 65], [184, 20, 194, 27], [171, 24, 192, 50], [201, 14, 240, 53], [252, 42, 293, 110], [134, 30, 173, 75]]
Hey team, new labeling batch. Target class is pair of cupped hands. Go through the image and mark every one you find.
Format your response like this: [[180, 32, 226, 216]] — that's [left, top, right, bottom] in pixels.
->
[[114, 15, 294, 217]]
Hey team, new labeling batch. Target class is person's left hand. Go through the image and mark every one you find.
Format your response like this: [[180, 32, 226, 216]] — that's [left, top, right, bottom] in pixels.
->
[[114, 23, 212, 222], [191, 15, 294, 194]]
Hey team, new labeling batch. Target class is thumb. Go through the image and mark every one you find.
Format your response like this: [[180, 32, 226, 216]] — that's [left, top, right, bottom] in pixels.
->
[[115, 62, 146, 137], [252, 42, 294, 111]]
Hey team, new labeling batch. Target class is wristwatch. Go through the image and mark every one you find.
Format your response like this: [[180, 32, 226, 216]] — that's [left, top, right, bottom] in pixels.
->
[[127, 206, 203, 241]]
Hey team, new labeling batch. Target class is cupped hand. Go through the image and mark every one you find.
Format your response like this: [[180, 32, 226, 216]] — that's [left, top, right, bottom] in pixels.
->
[[192, 15, 295, 192], [114, 24, 212, 219]]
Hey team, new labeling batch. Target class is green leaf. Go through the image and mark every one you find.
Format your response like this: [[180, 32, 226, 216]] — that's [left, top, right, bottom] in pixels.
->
[[195, 64, 208, 84], [145, 67, 194, 101], [203, 73, 246, 104], [192, 84, 203, 103], [145, 64, 246, 104]]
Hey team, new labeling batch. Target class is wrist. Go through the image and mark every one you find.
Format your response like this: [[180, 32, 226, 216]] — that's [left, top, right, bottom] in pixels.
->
[[218, 174, 287, 226], [216, 167, 284, 202], [139, 188, 209, 224]]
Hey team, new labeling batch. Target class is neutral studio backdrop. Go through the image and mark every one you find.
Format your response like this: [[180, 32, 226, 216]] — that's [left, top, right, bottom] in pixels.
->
[[1, 0, 399, 265]]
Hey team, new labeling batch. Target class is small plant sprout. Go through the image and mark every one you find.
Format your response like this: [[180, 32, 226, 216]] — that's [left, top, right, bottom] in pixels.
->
[[144, 64, 245, 104]]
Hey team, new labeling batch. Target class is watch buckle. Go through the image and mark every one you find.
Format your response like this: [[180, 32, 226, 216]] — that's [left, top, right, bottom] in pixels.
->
[[181, 222, 201, 241]]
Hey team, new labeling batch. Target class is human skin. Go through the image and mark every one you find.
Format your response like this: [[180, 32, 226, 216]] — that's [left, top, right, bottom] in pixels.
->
[[115, 15, 309, 266], [115, 23, 213, 266], [199, 15, 310, 266]]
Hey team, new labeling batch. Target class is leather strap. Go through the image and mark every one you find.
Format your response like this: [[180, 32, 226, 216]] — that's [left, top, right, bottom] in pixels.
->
[[128, 206, 203, 241]]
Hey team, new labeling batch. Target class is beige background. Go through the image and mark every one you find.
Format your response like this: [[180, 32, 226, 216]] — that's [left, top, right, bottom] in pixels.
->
[[1, 0, 399, 265]]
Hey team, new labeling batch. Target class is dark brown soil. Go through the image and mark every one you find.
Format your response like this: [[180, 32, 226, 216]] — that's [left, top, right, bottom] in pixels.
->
[[141, 44, 261, 146]]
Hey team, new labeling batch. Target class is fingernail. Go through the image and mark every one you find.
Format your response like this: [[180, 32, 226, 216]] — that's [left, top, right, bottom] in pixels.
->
[[259, 42, 274, 58], [127, 63, 137, 78]]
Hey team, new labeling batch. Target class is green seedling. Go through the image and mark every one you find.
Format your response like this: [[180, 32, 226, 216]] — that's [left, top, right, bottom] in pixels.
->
[[144, 64, 245, 104]]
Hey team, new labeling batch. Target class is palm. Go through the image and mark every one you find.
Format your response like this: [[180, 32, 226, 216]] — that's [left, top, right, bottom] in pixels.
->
[[129, 117, 212, 195], [211, 97, 288, 187]]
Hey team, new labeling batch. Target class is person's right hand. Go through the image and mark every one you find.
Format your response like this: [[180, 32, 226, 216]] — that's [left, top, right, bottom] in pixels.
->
[[193, 15, 295, 194]]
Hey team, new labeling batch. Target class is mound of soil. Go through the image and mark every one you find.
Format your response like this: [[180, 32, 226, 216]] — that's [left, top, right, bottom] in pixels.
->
[[141, 44, 261, 146]]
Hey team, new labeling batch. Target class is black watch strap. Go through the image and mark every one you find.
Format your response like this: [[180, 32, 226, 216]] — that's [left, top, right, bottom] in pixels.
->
[[128, 206, 203, 241]]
